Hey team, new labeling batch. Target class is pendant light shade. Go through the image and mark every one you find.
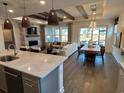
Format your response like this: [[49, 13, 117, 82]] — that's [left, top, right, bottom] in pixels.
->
[[48, 9, 59, 25], [22, 16, 30, 28], [3, 3, 13, 30], [48, 0, 59, 25], [22, 0, 30, 28], [4, 18, 13, 30]]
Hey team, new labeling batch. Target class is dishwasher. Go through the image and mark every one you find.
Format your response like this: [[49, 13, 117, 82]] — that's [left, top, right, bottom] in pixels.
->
[[4, 67, 24, 93]]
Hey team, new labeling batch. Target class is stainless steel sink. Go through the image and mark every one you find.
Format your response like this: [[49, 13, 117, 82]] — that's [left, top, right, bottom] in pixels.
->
[[0, 55, 19, 62]]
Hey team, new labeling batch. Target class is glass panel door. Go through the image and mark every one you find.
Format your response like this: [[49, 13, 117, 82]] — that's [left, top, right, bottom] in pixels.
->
[[80, 26, 107, 46], [93, 28, 99, 45], [99, 27, 107, 46]]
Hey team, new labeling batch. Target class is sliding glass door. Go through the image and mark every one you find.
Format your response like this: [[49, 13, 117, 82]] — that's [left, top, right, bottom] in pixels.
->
[[80, 26, 107, 46], [99, 27, 107, 45]]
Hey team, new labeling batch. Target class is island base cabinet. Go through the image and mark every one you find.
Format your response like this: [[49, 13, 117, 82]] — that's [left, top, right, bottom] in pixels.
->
[[41, 67, 59, 93], [4, 67, 24, 93], [0, 65, 7, 93], [23, 81, 40, 93], [22, 66, 62, 93], [22, 73, 41, 93]]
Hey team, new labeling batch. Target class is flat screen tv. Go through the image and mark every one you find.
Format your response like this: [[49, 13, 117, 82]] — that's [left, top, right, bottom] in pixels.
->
[[115, 32, 122, 48], [27, 27, 37, 35]]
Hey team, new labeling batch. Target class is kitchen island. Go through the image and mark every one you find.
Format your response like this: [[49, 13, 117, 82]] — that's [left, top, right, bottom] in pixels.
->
[[0, 50, 67, 93]]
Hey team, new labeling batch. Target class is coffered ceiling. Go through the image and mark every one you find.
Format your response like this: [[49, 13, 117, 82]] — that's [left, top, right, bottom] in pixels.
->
[[0, 0, 101, 17], [0, 0, 124, 23]]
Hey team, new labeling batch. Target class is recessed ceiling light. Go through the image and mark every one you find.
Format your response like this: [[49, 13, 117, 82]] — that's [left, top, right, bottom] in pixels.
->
[[63, 16, 67, 19], [8, 9, 14, 13], [93, 12, 96, 15], [40, 0, 46, 5]]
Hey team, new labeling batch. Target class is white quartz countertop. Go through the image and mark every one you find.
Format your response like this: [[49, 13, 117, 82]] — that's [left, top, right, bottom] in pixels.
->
[[0, 50, 67, 78]]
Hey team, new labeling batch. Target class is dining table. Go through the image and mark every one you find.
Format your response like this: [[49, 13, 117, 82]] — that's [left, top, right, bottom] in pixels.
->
[[81, 44, 100, 52], [80, 44, 101, 63]]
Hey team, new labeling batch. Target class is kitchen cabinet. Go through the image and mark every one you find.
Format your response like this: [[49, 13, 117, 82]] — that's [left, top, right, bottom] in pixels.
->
[[22, 73, 41, 93], [0, 64, 63, 93], [117, 68, 124, 93], [0, 51, 66, 93], [4, 67, 23, 93], [0, 65, 7, 93], [22, 67, 59, 93]]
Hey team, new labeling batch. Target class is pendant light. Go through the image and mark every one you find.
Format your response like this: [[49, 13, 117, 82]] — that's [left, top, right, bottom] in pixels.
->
[[3, 3, 13, 30], [22, 0, 30, 28], [48, 0, 59, 25], [89, 4, 97, 41]]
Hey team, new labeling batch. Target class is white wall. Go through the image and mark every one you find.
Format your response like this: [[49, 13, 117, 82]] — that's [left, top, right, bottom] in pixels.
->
[[71, 19, 114, 53]]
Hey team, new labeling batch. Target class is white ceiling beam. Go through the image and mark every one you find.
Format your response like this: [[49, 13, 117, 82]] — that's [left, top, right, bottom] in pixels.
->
[[76, 5, 88, 19]]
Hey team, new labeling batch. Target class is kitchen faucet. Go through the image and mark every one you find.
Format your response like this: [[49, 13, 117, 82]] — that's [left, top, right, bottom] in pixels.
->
[[8, 44, 17, 56]]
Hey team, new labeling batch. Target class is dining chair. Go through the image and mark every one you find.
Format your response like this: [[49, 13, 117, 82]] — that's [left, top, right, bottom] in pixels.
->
[[85, 51, 96, 63], [100, 46, 105, 63], [77, 44, 84, 56]]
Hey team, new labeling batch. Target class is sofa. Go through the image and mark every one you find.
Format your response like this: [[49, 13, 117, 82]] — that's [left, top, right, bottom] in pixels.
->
[[46, 42, 77, 57], [59, 43, 78, 57], [46, 42, 67, 49]]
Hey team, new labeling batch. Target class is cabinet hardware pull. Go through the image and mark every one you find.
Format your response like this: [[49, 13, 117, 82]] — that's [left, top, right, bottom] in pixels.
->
[[24, 83, 33, 87], [23, 77, 33, 82], [3, 71, 18, 78]]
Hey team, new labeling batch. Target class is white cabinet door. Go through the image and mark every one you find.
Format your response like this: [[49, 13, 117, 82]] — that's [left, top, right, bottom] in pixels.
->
[[22, 73, 41, 93]]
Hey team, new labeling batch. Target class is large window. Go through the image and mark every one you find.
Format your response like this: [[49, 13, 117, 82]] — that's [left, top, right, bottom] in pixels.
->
[[45, 27, 68, 42], [80, 27, 107, 45]]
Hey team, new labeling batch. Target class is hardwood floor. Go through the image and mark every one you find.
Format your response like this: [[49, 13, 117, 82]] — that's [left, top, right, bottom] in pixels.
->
[[64, 52, 119, 93]]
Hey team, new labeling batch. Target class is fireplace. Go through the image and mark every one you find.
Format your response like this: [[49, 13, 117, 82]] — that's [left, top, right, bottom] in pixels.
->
[[29, 41, 38, 46]]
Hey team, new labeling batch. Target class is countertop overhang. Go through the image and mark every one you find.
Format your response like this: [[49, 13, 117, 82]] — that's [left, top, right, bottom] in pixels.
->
[[0, 50, 68, 78]]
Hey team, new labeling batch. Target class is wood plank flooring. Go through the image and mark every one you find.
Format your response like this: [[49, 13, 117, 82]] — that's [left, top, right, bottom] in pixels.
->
[[64, 52, 119, 93]]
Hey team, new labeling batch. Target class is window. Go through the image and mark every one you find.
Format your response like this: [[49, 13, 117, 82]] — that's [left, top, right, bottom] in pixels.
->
[[80, 28, 91, 44], [99, 27, 107, 45], [45, 27, 68, 42], [80, 27, 107, 46], [60, 27, 68, 42]]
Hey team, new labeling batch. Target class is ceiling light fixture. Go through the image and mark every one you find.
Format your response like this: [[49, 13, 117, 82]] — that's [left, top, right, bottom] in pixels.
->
[[48, 0, 59, 25], [40, 0, 46, 5], [22, 0, 30, 28], [63, 16, 67, 19], [3, 3, 13, 30], [89, 4, 97, 41], [8, 9, 14, 13]]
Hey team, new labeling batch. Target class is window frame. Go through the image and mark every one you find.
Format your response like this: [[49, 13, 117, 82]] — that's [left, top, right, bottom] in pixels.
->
[[45, 26, 68, 43], [80, 26, 107, 46]]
